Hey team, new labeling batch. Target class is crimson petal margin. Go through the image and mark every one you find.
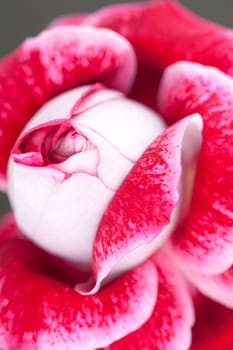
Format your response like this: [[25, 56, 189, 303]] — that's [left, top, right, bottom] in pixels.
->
[[0, 25, 136, 190], [92, 114, 202, 288], [101, 251, 194, 350], [158, 61, 233, 275], [0, 214, 157, 350]]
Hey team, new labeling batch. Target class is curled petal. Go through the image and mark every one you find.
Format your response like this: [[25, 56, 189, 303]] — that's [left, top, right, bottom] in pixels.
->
[[0, 26, 136, 189], [8, 86, 164, 272], [85, 1, 233, 78], [183, 264, 233, 309], [158, 62, 233, 275], [84, 1, 165, 110], [102, 251, 194, 350], [0, 215, 158, 350], [83, 1, 233, 109], [92, 114, 202, 288]]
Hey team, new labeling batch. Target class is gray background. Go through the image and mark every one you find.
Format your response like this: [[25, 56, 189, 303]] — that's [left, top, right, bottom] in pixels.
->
[[0, 0, 233, 215]]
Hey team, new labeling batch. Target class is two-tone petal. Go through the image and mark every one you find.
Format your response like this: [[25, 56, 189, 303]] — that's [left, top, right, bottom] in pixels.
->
[[101, 251, 194, 350], [0, 25, 136, 189], [158, 62, 233, 274], [93, 114, 202, 289], [157, 62, 233, 308], [0, 214, 158, 350], [75, 1, 233, 110], [8, 84, 165, 283]]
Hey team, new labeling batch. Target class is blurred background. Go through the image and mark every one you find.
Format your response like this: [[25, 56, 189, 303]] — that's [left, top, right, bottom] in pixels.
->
[[0, 0, 232, 215]]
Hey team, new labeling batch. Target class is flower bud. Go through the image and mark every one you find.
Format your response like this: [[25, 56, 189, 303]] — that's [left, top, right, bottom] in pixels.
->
[[8, 84, 165, 272]]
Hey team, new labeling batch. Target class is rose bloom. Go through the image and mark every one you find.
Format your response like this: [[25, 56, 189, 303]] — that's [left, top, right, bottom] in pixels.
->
[[1, 1, 233, 349]]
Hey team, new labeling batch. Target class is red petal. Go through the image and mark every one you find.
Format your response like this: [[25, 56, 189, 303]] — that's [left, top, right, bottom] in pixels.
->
[[84, 1, 164, 110], [0, 26, 136, 189], [84, 1, 233, 110], [86, 0, 233, 72], [190, 294, 233, 350], [93, 114, 202, 287], [0, 215, 157, 350], [158, 62, 233, 275], [181, 263, 233, 309], [102, 251, 194, 350]]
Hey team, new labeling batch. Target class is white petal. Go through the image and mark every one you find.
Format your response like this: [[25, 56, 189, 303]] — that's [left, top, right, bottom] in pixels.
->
[[76, 95, 165, 161], [9, 159, 114, 265]]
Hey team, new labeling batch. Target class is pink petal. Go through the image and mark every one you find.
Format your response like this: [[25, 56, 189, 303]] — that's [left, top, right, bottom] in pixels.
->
[[84, 1, 233, 110], [84, 1, 165, 110], [92, 114, 202, 287], [190, 294, 233, 350], [85, 0, 233, 72], [101, 251, 194, 350], [158, 62, 233, 274], [0, 215, 158, 350], [182, 264, 233, 309], [0, 26, 136, 189]]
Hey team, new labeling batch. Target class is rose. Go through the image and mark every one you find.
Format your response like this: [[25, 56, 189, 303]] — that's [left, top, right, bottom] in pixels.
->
[[9, 82, 169, 291], [1, 1, 233, 349]]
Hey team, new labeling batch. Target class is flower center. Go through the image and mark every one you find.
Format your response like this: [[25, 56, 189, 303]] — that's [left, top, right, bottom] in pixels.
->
[[49, 130, 88, 163]]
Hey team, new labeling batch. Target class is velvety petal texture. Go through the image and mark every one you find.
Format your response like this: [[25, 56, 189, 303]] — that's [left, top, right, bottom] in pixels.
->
[[158, 62, 233, 276], [101, 251, 194, 350], [84, 0, 233, 72], [93, 114, 202, 287], [0, 25, 136, 189], [185, 265, 233, 309], [81, 0, 233, 110], [0, 215, 158, 350]]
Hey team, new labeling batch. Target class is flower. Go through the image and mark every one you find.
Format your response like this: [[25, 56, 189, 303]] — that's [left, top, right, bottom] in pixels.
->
[[9, 82, 167, 287], [1, 1, 233, 349]]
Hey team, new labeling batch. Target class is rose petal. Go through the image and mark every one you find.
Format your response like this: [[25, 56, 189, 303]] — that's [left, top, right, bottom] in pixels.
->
[[101, 251, 194, 350], [0, 26, 136, 189], [8, 161, 114, 266], [190, 294, 233, 350], [75, 94, 165, 162], [182, 264, 233, 309], [158, 62, 233, 275], [84, 1, 164, 110], [84, 1, 233, 110], [75, 124, 134, 190], [85, 0, 233, 71], [0, 215, 158, 350], [21, 84, 164, 161], [92, 114, 202, 288]]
